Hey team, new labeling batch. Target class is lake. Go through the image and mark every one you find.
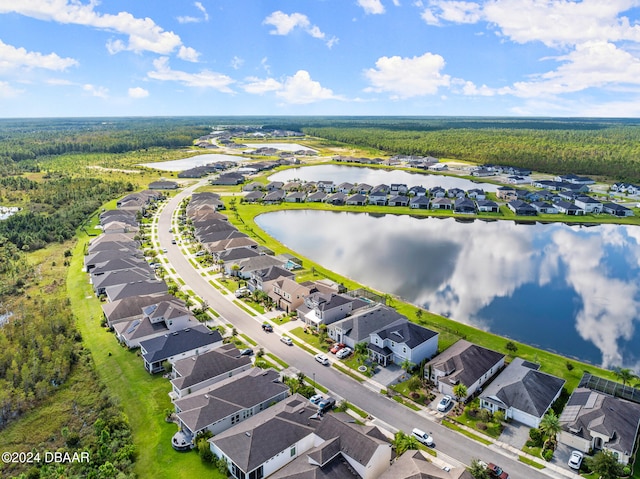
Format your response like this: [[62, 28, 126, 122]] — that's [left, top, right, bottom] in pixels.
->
[[268, 164, 499, 191], [138, 153, 246, 171], [256, 210, 640, 369]]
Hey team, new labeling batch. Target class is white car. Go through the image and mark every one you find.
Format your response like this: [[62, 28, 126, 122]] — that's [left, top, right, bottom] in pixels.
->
[[315, 353, 330, 365], [280, 336, 293, 346], [336, 347, 353, 359], [437, 395, 453, 412], [568, 451, 583, 470], [235, 287, 249, 298], [411, 428, 434, 447], [309, 394, 324, 405]]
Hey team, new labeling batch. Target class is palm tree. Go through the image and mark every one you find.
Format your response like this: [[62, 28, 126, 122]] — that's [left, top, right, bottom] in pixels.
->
[[614, 367, 638, 386], [539, 410, 561, 444], [354, 341, 368, 356], [452, 383, 468, 402], [392, 431, 420, 456], [467, 459, 490, 479], [401, 359, 415, 374]]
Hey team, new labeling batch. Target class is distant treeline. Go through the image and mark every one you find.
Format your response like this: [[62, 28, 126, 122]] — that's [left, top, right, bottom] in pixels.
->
[[0, 117, 211, 170], [0, 177, 132, 251]]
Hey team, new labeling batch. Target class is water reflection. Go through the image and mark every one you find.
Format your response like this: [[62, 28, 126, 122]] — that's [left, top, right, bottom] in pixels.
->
[[268, 165, 499, 192], [256, 210, 640, 369]]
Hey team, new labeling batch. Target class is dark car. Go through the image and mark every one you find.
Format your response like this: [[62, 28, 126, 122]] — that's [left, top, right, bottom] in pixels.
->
[[262, 323, 273, 332], [317, 397, 336, 414], [240, 348, 253, 356]]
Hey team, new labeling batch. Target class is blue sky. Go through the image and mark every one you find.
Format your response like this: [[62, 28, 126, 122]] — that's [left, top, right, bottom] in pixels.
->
[[2, 0, 640, 117]]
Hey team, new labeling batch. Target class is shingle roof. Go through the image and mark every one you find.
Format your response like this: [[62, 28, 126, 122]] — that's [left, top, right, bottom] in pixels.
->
[[378, 450, 474, 479], [140, 325, 222, 363], [427, 340, 505, 388], [334, 305, 405, 343], [102, 293, 175, 325], [481, 358, 565, 418], [105, 279, 168, 301], [374, 319, 438, 348]]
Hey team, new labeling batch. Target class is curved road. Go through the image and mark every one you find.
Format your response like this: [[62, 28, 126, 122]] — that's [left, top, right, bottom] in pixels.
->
[[155, 182, 566, 479]]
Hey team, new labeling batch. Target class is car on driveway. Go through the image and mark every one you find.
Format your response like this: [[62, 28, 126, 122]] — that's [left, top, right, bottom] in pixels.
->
[[411, 428, 434, 447], [317, 397, 336, 413], [336, 347, 353, 359], [280, 336, 293, 346], [330, 343, 345, 354], [309, 394, 324, 405], [262, 323, 273, 332], [437, 395, 453, 412], [487, 463, 508, 479], [315, 353, 329, 365], [568, 451, 583, 470], [235, 287, 249, 298], [239, 348, 253, 356]]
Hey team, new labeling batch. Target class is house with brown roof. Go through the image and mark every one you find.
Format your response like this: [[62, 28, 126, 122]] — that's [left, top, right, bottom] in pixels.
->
[[379, 450, 473, 479], [269, 277, 314, 313]]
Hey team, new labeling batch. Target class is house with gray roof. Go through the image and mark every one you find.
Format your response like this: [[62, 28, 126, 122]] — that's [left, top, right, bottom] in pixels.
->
[[102, 293, 176, 327], [209, 394, 322, 479], [173, 368, 289, 449], [139, 324, 223, 374], [243, 190, 265, 203], [410, 195, 431, 209], [306, 191, 327, 202], [603, 202, 635, 217], [559, 387, 640, 464], [426, 340, 505, 401], [328, 304, 405, 349], [84, 249, 143, 273], [346, 193, 367, 206], [105, 279, 168, 302], [379, 450, 473, 479], [92, 267, 155, 296], [270, 413, 391, 479], [368, 319, 438, 367], [89, 256, 149, 277], [170, 343, 253, 399], [226, 255, 287, 279], [479, 358, 565, 428], [297, 292, 359, 327], [263, 190, 286, 204], [475, 199, 499, 213], [247, 265, 295, 293], [430, 197, 452, 210]]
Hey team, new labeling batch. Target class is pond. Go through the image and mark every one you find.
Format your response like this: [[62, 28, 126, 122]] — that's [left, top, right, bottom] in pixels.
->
[[268, 164, 499, 191], [256, 210, 640, 369], [138, 153, 245, 171]]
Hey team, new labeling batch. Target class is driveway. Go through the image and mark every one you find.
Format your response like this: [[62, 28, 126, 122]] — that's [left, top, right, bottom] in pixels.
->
[[498, 421, 531, 449]]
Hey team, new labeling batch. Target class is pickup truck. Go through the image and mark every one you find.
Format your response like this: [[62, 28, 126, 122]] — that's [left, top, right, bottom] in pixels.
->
[[487, 463, 509, 479]]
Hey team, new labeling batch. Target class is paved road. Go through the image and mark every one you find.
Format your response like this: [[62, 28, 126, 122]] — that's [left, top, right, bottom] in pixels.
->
[[155, 183, 560, 479]]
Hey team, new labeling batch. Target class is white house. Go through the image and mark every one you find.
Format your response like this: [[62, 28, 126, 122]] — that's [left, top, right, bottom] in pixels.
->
[[368, 319, 438, 367]]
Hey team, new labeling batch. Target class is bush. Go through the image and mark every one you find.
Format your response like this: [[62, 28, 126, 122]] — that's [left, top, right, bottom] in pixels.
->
[[622, 466, 631, 476], [528, 428, 544, 447], [542, 449, 553, 462], [477, 408, 492, 422], [566, 361, 574, 371], [476, 422, 487, 430]]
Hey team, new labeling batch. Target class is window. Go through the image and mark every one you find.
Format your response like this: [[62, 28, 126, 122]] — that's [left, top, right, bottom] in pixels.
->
[[290, 446, 296, 457]]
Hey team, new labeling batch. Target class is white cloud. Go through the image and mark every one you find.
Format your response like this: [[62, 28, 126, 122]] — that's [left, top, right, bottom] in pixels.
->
[[364, 52, 451, 98], [83, 83, 108, 98], [230, 56, 244, 70], [242, 77, 283, 94], [128, 86, 149, 98], [177, 1, 209, 24], [0, 80, 23, 97], [147, 57, 234, 92], [0, 39, 78, 72], [177, 46, 200, 62], [427, 1, 482, 24], [454, 79, 495, 96], [358, 0, 386, 14], [263, 11, 336, 46], [276, 70, 340, 104], [0, 0, 189, 56]]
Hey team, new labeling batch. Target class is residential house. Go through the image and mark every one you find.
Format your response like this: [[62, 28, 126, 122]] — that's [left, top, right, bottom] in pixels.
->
[[531, 201, 558, 214], [170, 343, 253, 399], [372, 184, 390, 194], [284, 191, 306, 203], [507, 175, 531, 185], [479, 358, 565, 428], [346, 193, 367, 206], [558, 182, 590, 194], [92, 268, 155, 296], [325, 192, 347, 205], [355, 183, 373, 194], [247, 265, 295, 293], [139, 325, 223, 374], [379, 450, 473, 479], [242, 190, 265, 203], [429, 163, 448, 171], [266, 181, 284, 191], [282, 182, 301, 191], [388, 195, 409, 207], [269, 277, 313, 313], [84, 249, 143, 272], [297, 292, 358, 328], [559, 387, 640, 464], [471, 167, 496, 177], [508, 200, 537, 216], [390, 183, 408, 194], [89, 257, 149, 277], [496, 186, 517, 201], [410, 196, 431, 209], [211, 172, 245, 185], [429, 186, 446, 198], [467, 188, 486, 200], [328, 304, 405, 349], [227, 255, 287, 279], [149, 180, 178, 190], [553, 200, 584, 216], [475, 200, 499, 213], [242, 182, 264, 192], [368, 189, 388, 206], [368, 319, 438, 367], [105, 279, 168, 302], [317, 180, 334, 193], [426, 340, 505, 401], [454, 197, 476, 214], [173, 368, 289, 449], [603, 202, 635, 217], [555, 174, 595, 185], [270, 413, 392, 479], [263, 190, 286, 204], [408, 185, 427, 197], [447, 188, 465, 199], [102, 293, 176, 327], [306, 191, 327, 203], [430, 198, 453, 210], [209, 394, 322, 479], [337, 182, 354, 194], [574, 196, 603, 214]]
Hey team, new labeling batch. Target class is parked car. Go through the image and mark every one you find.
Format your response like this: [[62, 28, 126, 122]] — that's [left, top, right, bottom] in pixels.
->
[[195, 251, 205, 257], [309, 394, 324, 405], [280, 336, 293, 346], [330, 343, 345, 354], [437, 395, 453, 412], [568, 451, 583, 470], [239, 348, 253, 356], [162, 248, 168, 253], [411, 428, 434, 447], [235, 287, 249, 298], [487, 463, 509, 479], [317, 397, 336, 413], [262, 323, 273, 332], [336, 347, 353, 359], [315, 353, 329, 365]]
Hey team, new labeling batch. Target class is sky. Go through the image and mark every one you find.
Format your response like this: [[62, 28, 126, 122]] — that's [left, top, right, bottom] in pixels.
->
[[2, 0, 640, 118]]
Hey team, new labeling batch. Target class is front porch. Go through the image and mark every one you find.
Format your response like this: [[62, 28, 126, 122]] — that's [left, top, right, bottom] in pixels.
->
[[367, 342, 393, 367]]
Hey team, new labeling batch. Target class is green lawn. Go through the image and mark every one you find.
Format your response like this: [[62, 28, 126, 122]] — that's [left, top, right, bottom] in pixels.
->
[[68, 234, 223, 479]]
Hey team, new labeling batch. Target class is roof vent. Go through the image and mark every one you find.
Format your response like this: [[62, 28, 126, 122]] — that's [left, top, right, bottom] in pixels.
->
[[245, 432, 251, 437]]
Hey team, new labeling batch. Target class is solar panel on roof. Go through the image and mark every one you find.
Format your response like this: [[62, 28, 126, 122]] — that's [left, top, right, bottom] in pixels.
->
[[126, 320, 140, 334], [585, 392, 598, 409]]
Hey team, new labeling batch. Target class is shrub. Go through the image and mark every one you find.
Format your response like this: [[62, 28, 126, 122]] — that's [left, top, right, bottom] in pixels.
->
[[622, 466, 631, 476], [410, 392, 420, 400], [476, 422, 487, 430], [566, 361, 574, 371], [528, 428, 544, 447], [477, 408, 492, 422], [542, 449, 553, 462]]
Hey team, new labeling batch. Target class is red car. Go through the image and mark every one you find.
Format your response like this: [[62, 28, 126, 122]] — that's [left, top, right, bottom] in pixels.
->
[[330, 343, 345, 354], [487, 463, 508, 479]]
